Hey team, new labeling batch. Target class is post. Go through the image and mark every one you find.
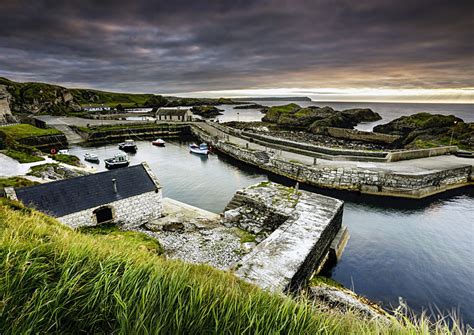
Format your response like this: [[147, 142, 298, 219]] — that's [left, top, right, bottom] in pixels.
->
[[313, 157, 317, 165], [112, 179, 117, 193], [246, 143, 249, 149], [449, 121, 458, 146]]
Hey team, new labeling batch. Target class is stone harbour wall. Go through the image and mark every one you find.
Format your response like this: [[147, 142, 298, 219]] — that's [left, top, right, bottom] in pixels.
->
[[60, 190, 163, 229], [327, 127, 400, 145], [191, 125, 472, 199]]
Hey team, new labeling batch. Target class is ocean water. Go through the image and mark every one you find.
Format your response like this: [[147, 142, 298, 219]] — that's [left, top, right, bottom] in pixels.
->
[[69, 140, 474, 326], [213, 101, 473, 131]]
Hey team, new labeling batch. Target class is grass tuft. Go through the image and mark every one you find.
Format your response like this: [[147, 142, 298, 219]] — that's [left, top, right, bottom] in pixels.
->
[[0, 200, 464, 334]]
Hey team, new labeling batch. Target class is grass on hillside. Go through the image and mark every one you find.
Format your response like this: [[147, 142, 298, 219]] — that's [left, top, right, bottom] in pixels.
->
[[4, 149, 44, 163], [0, 177, 39, 188], [0, 200, 463, 334], [51, 153, 82, 166], [0, 124, 62, 140]]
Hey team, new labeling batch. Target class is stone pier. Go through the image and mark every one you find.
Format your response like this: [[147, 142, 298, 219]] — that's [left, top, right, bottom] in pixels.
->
[[224, 182, 344, 293]]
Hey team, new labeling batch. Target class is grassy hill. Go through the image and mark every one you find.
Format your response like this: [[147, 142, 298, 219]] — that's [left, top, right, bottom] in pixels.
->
[[0, 199, 460, 334], [0, 77, 238, 116]]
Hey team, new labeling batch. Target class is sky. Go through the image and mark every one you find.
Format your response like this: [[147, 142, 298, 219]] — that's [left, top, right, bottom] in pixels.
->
[[0, 0, 473, 103]]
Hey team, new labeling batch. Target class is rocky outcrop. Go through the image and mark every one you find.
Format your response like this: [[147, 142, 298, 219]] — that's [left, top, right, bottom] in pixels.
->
[[0, 77, 82, 115], [374, 113, 473, 150], [309, 109, 382, 134], [234, 103, 267, 110], [309, 284, 389, 320], [191, 105, 223, 118], [27, 163, 89, 181], [261, 103, 381, 133], [0, 85, 14, 123]]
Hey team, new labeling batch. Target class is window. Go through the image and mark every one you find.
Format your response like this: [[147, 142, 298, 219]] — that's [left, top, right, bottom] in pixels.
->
[[93, 206, 113, 224]]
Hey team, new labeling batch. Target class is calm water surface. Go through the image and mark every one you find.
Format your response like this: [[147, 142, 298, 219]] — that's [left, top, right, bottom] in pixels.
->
[[214, 101, 473, 131], [70, 140, 474, 326]]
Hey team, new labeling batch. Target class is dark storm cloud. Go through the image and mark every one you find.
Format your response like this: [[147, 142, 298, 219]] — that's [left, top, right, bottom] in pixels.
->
[[0, 0, 472, 94]]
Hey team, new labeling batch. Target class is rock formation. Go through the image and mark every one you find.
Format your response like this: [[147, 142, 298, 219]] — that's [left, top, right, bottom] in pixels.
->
[[374, 113, 473, 150]]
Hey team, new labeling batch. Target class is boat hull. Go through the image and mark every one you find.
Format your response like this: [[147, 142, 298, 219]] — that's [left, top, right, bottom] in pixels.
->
[[119, 146, 137, 153], [152, 142, 165, 147], [190, 148, 209, 155], [105, 160, 130, 169]]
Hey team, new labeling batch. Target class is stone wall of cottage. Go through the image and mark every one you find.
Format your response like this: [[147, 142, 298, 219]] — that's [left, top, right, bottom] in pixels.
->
[[59, 189, 163, 229]]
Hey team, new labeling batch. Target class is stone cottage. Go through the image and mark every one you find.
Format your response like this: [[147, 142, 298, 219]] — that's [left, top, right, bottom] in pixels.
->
[[6, 162, 163, 229], [156, 107, 193, 121]]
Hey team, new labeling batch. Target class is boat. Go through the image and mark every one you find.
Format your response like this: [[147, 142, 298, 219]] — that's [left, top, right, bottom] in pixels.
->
[[58, 149, 70, 155], [189, 143, 209, 155], [118, 139, 137, 153], [454, 151, 474, 158], [84, 153, 100, 163], [104, 153, 130, 169], [152, 138, 166, 147]]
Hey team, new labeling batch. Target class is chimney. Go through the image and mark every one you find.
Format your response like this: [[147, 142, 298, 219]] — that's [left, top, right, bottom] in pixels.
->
[[112, 179, 117, 193]]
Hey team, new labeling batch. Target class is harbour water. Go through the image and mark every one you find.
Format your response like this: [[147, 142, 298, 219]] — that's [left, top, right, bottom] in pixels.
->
[[69, 140, 474, 326], [213, 101, 474, 131]]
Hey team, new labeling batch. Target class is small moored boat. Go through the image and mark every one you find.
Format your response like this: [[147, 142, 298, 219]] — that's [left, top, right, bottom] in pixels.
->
[[84, 153, 100, 163], [105, 153, 130, 169], [189, 143, 209, 155], [152, 138, 166, 147], [118, 139, 137, 153]]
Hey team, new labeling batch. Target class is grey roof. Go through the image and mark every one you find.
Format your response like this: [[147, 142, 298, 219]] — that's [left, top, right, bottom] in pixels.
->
[[156, 108, 191, 116], [15, 164, 158, 217]]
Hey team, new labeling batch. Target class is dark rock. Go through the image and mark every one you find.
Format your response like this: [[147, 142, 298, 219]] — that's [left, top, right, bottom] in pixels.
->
[[373, 113, 473, 150], [191, 105, 224, 118], [234, 103, 267, 110]]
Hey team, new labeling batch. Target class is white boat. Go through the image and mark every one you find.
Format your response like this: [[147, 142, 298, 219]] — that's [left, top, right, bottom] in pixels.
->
[[118, 139, 137, 152], [84, 153, 100, 163], [105, 153, 130, 169], [58, 149, 70, 155], [152, 138, 166, 147], [190, 143, 209, 155]]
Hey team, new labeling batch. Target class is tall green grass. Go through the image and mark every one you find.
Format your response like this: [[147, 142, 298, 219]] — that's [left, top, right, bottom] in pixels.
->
[[0, 201, 463, 334]]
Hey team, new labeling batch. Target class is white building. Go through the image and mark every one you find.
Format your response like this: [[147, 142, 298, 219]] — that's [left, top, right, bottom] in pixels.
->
[[156, 107, 193, 121]]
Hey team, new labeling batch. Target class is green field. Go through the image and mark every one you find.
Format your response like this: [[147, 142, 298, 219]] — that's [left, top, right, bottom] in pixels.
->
[[0, 200, 461, 334], [0, 124, 62, 140]]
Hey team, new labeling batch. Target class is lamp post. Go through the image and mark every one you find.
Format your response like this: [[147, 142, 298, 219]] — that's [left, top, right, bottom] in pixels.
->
[[237, 112, 240, 122], [449, 120, 458, 146]]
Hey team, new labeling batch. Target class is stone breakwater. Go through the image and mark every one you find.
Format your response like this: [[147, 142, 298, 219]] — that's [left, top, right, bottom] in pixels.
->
[[225, 182, 344, 293], [191, 125, 472, 199]]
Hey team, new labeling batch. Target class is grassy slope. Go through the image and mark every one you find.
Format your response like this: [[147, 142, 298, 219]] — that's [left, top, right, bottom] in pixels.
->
[[0, 177, 39, 188], [0, 124, 62, 140], [0, 201, 459, 334]]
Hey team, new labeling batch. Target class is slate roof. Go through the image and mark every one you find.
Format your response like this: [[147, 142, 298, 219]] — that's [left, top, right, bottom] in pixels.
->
[[156, 108, 191, 116], [15, 164, 158, 217]]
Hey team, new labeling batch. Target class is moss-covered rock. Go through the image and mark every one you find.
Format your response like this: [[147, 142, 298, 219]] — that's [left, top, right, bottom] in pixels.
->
[[374, 113, 473, 150]]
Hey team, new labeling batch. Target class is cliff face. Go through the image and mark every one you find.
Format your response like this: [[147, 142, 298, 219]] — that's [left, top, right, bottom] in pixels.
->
[[0, 77, 81, 115], [0, 84, 14, 122]]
